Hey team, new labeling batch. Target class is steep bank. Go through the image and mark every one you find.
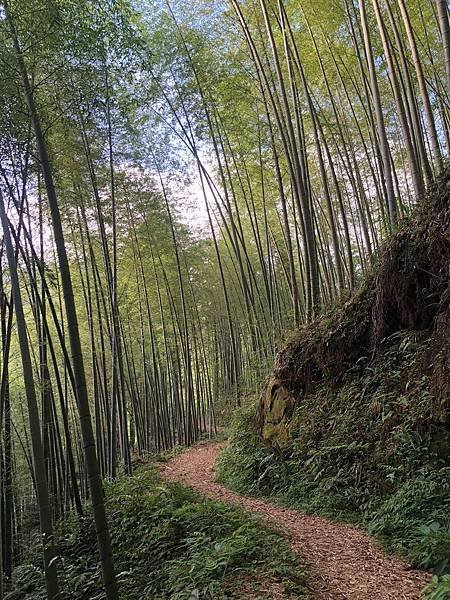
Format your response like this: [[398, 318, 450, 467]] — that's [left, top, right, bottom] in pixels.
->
[[217, 171, 450, 578], [262, 169, 449, 444]]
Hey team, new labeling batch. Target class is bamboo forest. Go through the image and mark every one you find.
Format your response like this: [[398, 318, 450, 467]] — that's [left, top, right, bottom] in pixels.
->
[[0, 0, 449, 598]]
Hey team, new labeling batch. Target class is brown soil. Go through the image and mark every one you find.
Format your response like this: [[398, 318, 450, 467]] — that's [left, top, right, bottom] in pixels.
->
[[221, 573, 293, 599], [162, 441, 431, 600]]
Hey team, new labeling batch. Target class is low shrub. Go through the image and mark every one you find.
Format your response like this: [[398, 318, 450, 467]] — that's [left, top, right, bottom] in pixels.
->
[[7, 465, 308, 600], [216, 380, 449, 574]]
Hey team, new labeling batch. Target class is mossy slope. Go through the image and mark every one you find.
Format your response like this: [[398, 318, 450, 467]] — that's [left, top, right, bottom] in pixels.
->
[[218, 170, 450, 578], [261, 169, 449, 444]]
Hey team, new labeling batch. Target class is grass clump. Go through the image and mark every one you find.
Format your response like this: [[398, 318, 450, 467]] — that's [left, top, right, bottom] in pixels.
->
[[216, 405, 288, 497], [423, 575, 450, 600], [7, 464, 308, 600]]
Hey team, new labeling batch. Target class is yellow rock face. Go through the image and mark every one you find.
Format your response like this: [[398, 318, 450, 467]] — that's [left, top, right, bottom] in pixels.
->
[[260, 380, 296, 444]]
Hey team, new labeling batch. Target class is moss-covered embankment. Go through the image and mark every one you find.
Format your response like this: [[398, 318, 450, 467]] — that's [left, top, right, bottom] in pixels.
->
[[261, 169, 449, 445], [217, 170, 450, 577]]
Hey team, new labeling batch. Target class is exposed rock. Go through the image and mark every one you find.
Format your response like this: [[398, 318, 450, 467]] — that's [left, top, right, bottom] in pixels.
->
[[260, 380, 296, 443]]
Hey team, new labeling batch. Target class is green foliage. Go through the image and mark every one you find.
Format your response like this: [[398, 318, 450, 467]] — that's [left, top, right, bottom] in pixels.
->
[[4, 565, 46, 600], [8, 465, 308, 600], [423, 575, 450, 600], [367, 468, 450, 572], [216, 404, 287, 496], [217, 334, 449, 574]]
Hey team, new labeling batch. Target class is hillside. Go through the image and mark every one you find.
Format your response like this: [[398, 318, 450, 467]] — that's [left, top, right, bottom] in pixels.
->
[[217, 170, 450, 580], [261, 167, 449, 445]]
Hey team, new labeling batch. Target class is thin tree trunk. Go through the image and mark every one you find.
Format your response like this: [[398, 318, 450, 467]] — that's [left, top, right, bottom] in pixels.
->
[[436, 0, 450, 98], [397, 0, 443, 171], [3, 4, 119, 597], [0, 186, 59, 598], [359, 0, 397, 227]]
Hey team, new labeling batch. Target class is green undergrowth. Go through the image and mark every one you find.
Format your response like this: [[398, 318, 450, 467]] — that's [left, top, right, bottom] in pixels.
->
[[422, 575, 450, 600], [216, 334, 450, 584], [7, 464, 308, 600]]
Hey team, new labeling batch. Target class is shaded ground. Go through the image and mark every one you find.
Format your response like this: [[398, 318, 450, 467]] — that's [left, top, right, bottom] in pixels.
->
[[162, 441, 431, 600], [221, 574, 296, 599]]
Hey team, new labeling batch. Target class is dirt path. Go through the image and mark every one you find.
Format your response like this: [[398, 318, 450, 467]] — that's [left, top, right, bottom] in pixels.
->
[[162, 441, 431, 600]]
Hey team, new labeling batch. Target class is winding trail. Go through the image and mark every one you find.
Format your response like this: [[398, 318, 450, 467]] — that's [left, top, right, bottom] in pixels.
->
[[162, 441, 431, 600]]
